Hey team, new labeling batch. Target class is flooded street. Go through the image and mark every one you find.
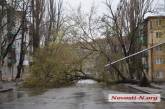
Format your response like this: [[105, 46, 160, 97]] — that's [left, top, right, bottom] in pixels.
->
[[0, 80, 165, 109]]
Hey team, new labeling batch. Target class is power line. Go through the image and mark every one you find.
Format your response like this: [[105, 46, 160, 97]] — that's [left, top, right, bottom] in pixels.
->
[[105, 42, 165, 67]]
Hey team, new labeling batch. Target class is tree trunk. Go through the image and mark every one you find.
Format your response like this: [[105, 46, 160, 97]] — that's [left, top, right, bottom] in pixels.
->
[[16, 10, 26, 79], [0, 4, 4, 84]]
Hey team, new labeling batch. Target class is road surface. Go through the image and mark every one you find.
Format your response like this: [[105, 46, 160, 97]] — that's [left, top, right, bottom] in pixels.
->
[[0, 80, 165, 109]]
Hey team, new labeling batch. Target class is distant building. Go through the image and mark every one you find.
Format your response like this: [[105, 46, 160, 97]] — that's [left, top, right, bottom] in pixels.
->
[[0, 1, 31, 80], [145, 16, 165, 81]]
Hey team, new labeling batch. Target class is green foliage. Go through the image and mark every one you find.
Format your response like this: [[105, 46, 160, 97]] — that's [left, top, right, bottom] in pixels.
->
[[94, 53, 110, 81], [23, 43, 80, 88]]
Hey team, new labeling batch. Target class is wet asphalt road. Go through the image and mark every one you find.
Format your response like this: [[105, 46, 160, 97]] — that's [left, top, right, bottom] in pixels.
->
[[0, 80, 165, 109]]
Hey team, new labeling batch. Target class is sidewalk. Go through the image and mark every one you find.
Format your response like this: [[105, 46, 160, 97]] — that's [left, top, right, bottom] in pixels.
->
[[151, 83, 165, 89], [126, 84, 165, 100], [0, 82, 15, 93]]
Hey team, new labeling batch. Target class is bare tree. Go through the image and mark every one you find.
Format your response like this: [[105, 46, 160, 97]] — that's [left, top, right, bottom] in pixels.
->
[[0, 0, 7, 81], [31, 0, 45, 51], [0, 0, 22, 80], [67, 5, 125, 81], [43, 0, 69, 46], [102, 0, 154, 84], [16, 0, 31, 79], [68, 0, 154, 85]]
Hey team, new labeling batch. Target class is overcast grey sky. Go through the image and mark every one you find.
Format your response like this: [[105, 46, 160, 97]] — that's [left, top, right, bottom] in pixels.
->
[[64, 0, 116, 15], [64, 0, 165, 16], [64, 0, 106, 10]]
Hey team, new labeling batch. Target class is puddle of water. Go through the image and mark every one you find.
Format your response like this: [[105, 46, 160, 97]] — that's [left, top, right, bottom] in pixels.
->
[[0, 91, 15, 103], [24, 89, 47, 96], [77, 80, 97, 84]]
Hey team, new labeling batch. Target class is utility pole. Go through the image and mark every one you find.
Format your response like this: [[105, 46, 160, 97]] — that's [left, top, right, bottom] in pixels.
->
[[105, 42, 165, 67]]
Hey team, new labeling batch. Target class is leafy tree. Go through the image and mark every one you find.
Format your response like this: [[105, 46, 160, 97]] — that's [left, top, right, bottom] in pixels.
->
[[23, 43, 81, 88]]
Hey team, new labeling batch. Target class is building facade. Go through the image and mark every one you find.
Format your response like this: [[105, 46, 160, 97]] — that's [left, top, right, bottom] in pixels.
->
[[0, 0, 31, 80], [145, 16, 165, 81]]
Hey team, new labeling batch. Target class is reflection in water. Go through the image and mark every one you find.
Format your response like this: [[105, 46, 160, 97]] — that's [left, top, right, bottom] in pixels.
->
[[17, 91, 24, 99], [25, 89, 47, 96], [72, 92, 86, 109], [0, 90, 15, 103], [0, 80, 165, 109]]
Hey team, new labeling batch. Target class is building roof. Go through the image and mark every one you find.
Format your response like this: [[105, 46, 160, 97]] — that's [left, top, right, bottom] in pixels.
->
[[145, 15, 165, 21]]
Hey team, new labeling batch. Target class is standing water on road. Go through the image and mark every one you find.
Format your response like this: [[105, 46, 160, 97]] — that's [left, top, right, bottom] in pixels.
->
[[0, 80, 165, 109]]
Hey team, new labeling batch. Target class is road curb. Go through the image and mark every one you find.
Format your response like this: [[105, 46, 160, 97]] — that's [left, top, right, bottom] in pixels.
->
[[0, 88, 13, 93], [127, 85, 165, 100]]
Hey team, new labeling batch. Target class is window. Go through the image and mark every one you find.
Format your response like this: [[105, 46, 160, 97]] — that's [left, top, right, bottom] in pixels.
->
[[156, 46, 161, 51], [156, 32, 161, 38], [17, 42, 20, 47], [155, 58, 164, 64], [155, 71, 164, 79], [150, 21, 153, 29], [156, 19, 161, 26]]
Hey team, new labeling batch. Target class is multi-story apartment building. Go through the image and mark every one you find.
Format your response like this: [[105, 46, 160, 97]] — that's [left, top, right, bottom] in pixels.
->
[[0, 0, 31, 80], [145, 16, 165, 81]]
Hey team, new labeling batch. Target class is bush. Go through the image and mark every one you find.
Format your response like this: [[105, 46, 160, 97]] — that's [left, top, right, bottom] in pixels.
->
[[23, 43, 80, 88]]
